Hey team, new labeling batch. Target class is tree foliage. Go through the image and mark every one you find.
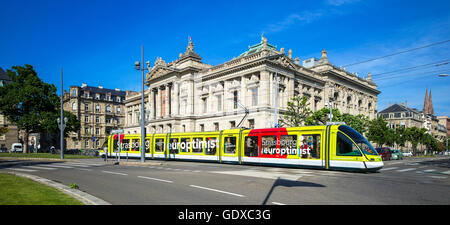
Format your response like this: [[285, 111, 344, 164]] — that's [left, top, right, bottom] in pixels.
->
[[0, 65, 80, 152], [278, 96, 312, 127]]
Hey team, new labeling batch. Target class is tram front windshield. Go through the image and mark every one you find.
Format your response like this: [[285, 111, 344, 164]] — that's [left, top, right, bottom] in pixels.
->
[[338, 125, 378, 156]]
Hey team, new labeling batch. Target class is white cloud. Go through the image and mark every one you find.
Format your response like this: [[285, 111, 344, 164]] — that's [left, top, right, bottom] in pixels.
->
[[326, 0, 360, 6], [263, 11, 324, 34]]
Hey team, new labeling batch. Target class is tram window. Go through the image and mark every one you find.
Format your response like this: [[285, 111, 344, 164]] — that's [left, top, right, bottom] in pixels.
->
[[336, 132, 362, 156], [154, 139, 164, 152], [113, 138, 118, 152], [131, 139, 140, 152], [121, 139, 130, 151], [298, 134, 321, 159], [145, 139, 151, 153], [244, 136, 259, 157], [224, 137, 236, 154], [280, 135, 297, 156], [169, 138, 179, 154], [261, 136, 277, 155], [192, 137, 204, 153], [205, 137, 217, 155], [180, 138, 190, 152]]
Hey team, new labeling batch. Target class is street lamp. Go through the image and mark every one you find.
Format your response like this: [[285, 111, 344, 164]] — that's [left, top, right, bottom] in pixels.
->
[[135, 45, 150, 163], [57, 117, 68, 159]]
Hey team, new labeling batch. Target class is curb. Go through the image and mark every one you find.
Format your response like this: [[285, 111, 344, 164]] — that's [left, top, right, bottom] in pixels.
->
[[6, 172, 111, 205]]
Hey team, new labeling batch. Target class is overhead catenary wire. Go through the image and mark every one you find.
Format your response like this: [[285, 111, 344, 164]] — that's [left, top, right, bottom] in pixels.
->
[[342, 39, 450, 67]]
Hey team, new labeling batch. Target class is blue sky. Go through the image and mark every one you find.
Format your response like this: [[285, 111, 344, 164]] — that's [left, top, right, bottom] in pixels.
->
[[1, 0, 449, 116]]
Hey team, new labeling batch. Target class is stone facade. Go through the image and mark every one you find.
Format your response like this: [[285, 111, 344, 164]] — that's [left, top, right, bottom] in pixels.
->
[[63, 83, 136, 149], [124, 36, 380, 134]]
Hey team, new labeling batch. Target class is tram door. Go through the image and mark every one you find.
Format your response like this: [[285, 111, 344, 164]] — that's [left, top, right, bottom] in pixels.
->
[[153, 136, 166, 159], [220, 134, 239, 163]]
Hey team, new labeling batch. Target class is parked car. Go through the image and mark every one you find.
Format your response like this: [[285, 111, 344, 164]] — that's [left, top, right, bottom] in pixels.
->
[[402, 151, 413, 157], [391, 149, 403, 160], [11, 143, 23, 153], [375, 147, 392, 161]]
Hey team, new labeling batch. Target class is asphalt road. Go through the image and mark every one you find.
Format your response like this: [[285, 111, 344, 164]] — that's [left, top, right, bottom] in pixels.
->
[[1, 156, 449, 205]]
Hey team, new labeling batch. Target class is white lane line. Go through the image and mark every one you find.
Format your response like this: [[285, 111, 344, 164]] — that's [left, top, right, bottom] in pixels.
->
[[8, 168, 37, 172], [396, 168, 417, 172], [189, 185, 245, 198], [380, 167, 399, 171], [272, 202, 286, 205], [102, 170, 128, 176], [137, 176, 174, 183], [21, 166, 57, 170], [61, 163, 91, 168], [39, 164, 74, 169]]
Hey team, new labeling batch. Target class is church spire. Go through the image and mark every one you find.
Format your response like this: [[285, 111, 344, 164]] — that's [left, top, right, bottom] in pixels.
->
[[423, 88, 429, 114], [429, 89, 434, 115]]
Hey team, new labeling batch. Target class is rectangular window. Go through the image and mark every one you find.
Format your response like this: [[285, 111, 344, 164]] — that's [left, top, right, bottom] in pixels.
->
[[261, 136, 277, 155], [252, 88, 258, 106], [244, 136, 259, 157], [205, 137, 217, 155], [180, 138, 190, 152], [203, 97, 207, 113], [217, 95, 222, 111], [144, 138, 151, 153], [299, 134, 321, 159], [224, 136, 237, 154], [131, 139, 140, 152], [192, 137, 204, 153], [233, 91, 239, 109], [121, 139, 130, 151], [168, 138, 179, 154], [154, 138, 164, 152], [280, 135, 298, 156]]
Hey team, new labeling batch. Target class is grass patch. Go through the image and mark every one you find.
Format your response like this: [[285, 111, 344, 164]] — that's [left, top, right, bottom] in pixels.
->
[[0, 153, 96, 159], [0, 173, 84, 205]]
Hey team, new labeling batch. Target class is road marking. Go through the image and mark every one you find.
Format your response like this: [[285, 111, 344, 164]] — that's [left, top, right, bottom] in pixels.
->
[[189, 185, 245, 198], [102, 170, 128, 176], [137, 176, 174, 183], [429, 176, 447, 179], [61, 163, 91, 168], [21, 166, 57, 170], [8, 168, 37, 172], [40, 164, 74, 169], [380, 167, 399, 171], [396, 168, 417, 172], [272, 202, 286, 205]]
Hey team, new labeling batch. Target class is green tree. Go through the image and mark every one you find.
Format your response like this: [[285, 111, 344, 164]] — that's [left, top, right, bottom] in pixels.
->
[[366, 117, 389, 147], [0, 65, 60, 153], [278, 96, 312, 127], [341, 114, 369, 134], [305, 108, 342, 125]]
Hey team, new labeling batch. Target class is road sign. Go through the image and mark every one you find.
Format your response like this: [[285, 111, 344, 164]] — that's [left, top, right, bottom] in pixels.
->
[[111, 129, 124, 134]]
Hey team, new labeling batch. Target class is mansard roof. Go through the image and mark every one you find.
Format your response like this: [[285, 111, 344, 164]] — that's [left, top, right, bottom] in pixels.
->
[[238, 34, 277, 58]]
